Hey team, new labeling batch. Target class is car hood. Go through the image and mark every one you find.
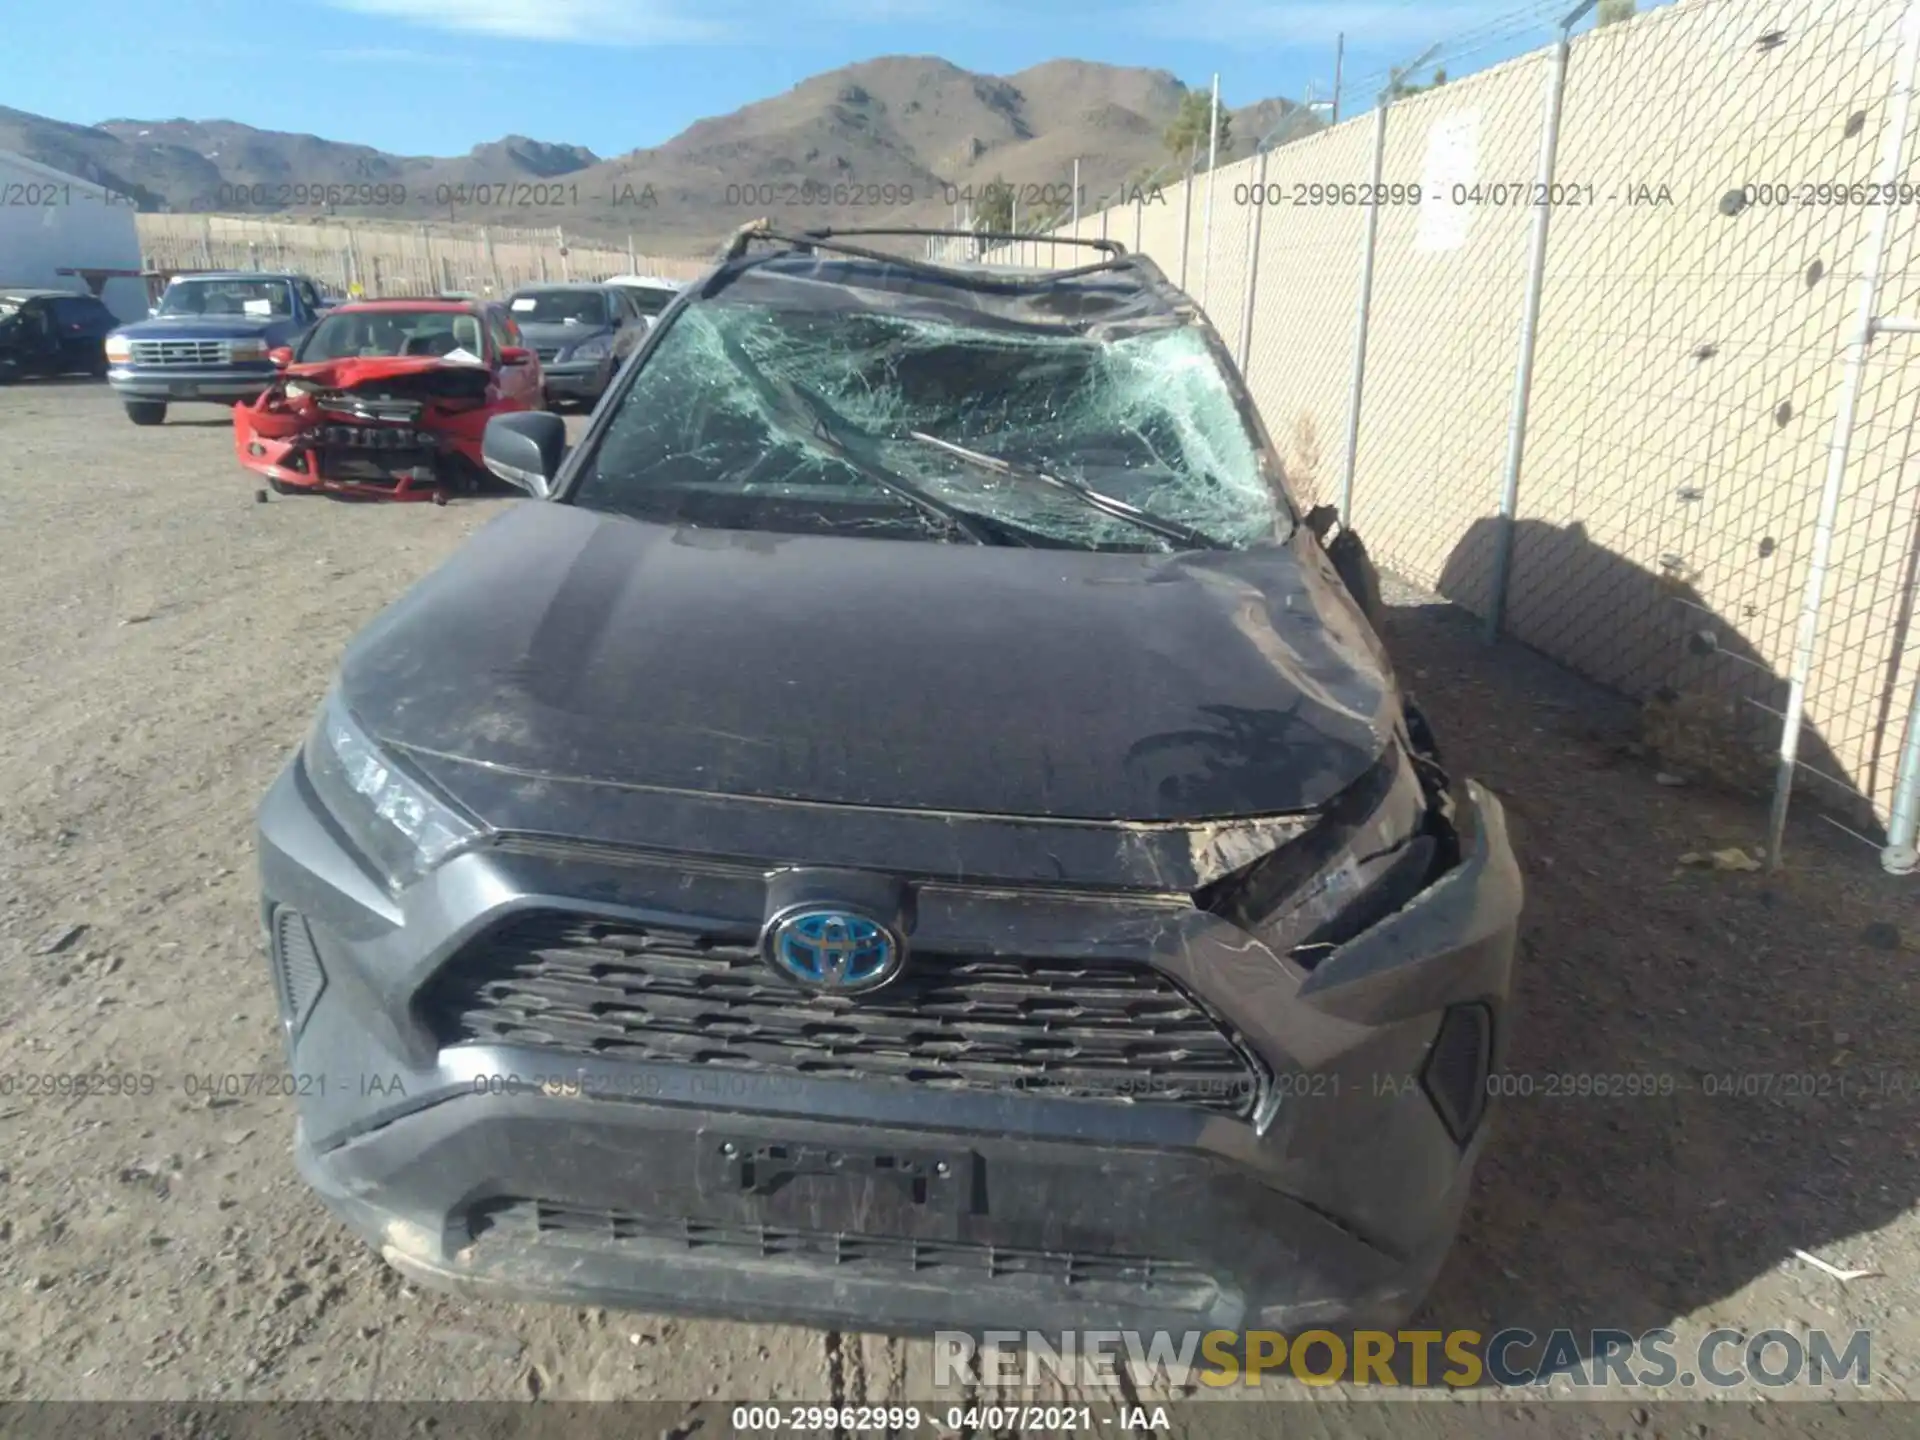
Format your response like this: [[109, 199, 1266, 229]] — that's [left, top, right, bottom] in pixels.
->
[[514, 321, 610, 349], [339, 502, 1396, 825], [114, 315, 284, 341], [286, 354, 487, 386]]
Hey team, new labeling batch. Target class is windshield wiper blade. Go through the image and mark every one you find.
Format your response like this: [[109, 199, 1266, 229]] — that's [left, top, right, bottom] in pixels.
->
[[713, 334, 1009, 546], [907, 431, 1223, 550]]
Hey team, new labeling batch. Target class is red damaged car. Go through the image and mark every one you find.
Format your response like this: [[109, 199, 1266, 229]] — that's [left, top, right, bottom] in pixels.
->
[[235, 297, 544, 501]]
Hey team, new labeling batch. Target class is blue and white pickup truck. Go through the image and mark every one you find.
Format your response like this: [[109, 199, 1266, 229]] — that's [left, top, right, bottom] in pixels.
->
[[104, 272, 335, 426]]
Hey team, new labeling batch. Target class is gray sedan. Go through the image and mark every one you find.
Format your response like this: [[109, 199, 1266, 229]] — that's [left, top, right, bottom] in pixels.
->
[[504, 283, 649, 411]]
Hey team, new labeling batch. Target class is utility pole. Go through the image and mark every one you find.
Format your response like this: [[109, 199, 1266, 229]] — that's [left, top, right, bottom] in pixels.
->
[[1332, 33, 1345, 122]]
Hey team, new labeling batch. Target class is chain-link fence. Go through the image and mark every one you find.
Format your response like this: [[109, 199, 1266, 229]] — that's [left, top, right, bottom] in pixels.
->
[[963, 0, 1920, 873], [135, 213, 709, 297]]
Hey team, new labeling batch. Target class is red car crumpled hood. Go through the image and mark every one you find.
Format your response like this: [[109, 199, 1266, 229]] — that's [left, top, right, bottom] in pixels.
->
[[285, 354, 488, 387], [236, 352, 500, 465]]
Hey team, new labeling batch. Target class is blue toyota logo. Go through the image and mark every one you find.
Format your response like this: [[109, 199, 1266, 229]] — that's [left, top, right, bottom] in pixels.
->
[[764, 908, 903, 994]]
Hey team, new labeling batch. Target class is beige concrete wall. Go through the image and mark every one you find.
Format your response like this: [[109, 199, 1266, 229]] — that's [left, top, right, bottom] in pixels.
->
[[135, 213, 708, 297], [1048, 0, 1920, 831]]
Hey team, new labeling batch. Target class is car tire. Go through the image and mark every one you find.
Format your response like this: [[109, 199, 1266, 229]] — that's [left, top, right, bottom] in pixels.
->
[[124, 401, 167, 426], [268, 477, 299, 496]]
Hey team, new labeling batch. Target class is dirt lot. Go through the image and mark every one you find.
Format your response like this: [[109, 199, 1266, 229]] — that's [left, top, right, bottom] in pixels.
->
[[0, 379, 1916, 1425]]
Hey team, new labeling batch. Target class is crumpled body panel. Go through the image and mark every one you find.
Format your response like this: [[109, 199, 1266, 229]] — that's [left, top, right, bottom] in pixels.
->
[[233, 356, 506, 500]]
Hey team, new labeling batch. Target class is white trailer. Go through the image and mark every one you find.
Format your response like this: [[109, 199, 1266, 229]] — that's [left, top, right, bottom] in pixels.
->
[[0, 150, 146, 322]]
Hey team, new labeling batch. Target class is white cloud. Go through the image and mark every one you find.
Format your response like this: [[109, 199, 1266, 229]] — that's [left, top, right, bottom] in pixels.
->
[[324, 0, 738, 44]]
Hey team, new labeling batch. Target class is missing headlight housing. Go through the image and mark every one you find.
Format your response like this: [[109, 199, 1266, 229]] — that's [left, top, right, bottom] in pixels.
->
[[1195, 707, 1458, 965]]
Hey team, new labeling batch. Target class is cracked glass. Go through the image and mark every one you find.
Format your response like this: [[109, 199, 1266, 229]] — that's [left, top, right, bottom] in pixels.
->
[[571, 294, 1286, 551]]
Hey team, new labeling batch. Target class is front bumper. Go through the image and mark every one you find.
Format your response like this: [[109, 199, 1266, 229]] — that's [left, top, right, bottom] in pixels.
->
[[235, 408, 481, 501], [541, 359, 610, 401], [256, 760, 1521, 1334], [110, 365, 274, 402]]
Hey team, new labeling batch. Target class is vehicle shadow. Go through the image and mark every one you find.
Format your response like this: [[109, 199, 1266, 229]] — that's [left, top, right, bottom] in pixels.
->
[[1385, 516, 1919, 1381]]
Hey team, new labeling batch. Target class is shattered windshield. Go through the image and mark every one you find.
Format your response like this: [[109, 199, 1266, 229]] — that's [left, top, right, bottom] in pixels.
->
[[570, 294, 1284, 551]]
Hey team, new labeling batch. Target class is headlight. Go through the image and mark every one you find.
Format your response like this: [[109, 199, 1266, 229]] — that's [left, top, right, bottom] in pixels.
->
[[301, 690, 481, 892], [230, 338, 270, 360], [104, 335, 132, 362], [1198, 742, 1443, 965], [564, 333, 613, 361]]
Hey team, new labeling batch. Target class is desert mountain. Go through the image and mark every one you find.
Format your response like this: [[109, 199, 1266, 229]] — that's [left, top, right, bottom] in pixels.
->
[[3, 57, 1318, 250]]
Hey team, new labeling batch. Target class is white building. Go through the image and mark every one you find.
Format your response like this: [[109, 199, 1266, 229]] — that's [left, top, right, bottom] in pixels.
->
[[0, 149, 146, 322]]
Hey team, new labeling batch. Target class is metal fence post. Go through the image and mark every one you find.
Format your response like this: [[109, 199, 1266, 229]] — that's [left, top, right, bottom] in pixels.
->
[[1237, 149, 1269, 376], [1338, 95, 1391, 526], [1768, 0, 1920, 868], [1178, 145, 1196, 289], [1887, 669, 1920, 874], [1200, 74, 1221, 309], [1484, 1, 1594, 643], [483, 227, 500, 295], [557, 226, 571, 281]]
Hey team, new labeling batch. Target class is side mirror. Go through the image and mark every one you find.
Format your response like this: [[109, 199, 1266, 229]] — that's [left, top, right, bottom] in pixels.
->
[[500, 345, 533, 366], [483, 410, 566, 499], [269, 346, 294, 368]]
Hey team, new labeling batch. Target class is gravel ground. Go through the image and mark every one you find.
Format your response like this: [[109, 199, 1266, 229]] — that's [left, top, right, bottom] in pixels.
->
[[0, 379, 1915, 1425]]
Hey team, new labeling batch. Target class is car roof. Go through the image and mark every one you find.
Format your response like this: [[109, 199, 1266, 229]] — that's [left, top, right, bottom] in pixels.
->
[[167, 270, 307, 281], [0, 287, 85, 300], [330, 298, 479, 314], [701, 228, 1185, 332], [606, 275, 683, 289], [508, 282, 616, 293]]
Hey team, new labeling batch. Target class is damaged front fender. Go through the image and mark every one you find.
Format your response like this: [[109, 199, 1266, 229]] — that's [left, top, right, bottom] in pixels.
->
[[1295, 782, 1522, 1026]]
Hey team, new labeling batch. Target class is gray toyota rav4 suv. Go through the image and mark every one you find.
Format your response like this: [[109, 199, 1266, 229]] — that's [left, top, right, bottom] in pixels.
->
[[256, 226, 1522, 1336]]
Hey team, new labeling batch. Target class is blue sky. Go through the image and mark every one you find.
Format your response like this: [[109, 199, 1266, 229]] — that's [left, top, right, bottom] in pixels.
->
[[7, 1, 1601, 158]]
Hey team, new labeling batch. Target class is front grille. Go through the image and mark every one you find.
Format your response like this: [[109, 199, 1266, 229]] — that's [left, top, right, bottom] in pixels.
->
[[130, 339, 227, 366], [270, 907, 326, 1035], [420, 914, 1263, 1115], [316, 424, 422, 448], [470, 1198, 1217, 1301]]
